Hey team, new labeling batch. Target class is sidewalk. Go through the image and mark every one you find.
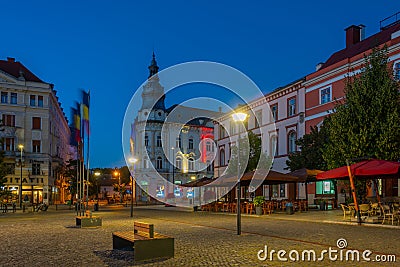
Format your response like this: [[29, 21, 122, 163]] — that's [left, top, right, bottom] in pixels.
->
[[134, 204, 400, 229]]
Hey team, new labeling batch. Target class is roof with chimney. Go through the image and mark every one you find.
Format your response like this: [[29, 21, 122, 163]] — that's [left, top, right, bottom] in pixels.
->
[[0, 57, 44, 83], [321, 22, 400, 70]]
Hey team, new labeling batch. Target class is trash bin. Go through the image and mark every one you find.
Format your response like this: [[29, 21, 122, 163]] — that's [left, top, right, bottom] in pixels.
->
[[94, 203, 99, 211], [285, 203, 294, 215]]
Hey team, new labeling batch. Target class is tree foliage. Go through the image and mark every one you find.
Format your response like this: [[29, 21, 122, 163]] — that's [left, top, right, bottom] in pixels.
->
[[226, 131, 272, 175], [286, 124, 329, 172], [323, 46, 400, 168]]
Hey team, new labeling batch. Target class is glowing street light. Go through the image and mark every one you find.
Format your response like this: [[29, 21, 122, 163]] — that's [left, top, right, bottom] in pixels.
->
[[232, 112, 248, 235]]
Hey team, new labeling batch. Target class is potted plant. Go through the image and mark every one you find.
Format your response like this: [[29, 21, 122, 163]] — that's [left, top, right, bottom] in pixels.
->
[[253, 196, 265, 215]]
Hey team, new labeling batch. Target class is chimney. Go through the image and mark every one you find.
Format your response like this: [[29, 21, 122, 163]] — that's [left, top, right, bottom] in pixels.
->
[[316, 62, 324, 71], [7, 57, 15, 63], [358, 24, 366, 40], [345, 25, 362, 48]]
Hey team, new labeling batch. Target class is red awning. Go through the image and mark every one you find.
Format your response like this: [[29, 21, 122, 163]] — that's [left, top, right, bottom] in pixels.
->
[[316, 159, 400, 180]]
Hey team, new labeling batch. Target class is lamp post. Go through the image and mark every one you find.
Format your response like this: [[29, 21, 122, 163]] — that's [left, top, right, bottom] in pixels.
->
[[232, 112, 248, 235], [128, 157, 138, 217], [113, 169, 121, 203], [18, 144, 24, 209], [94, 171, 101, 211]]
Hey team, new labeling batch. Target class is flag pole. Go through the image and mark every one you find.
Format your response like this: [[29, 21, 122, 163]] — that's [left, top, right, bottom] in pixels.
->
[[86, 91, 90, 210]]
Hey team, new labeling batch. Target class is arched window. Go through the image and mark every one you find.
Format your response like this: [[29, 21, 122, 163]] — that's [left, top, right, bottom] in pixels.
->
[[188, 158, 194, 171], [189, 138, 194, 149], [219, 149, 225, 166], [288, 131, 297, 153], [175, 157, 182, 170], [270, 135, 278, 156], [156, 157, 163, 169]]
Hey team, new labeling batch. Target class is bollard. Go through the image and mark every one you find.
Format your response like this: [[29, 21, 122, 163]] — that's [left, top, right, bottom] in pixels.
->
[[23, 204, 25, 213]]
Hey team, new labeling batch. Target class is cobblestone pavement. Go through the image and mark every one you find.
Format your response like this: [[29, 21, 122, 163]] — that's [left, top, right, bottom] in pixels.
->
[[0, 205, 399, 267]]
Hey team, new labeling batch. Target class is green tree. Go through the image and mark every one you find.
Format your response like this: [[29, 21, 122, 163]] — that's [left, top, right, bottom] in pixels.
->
[[286, 124, 329, 172], [323, 46, 400, 202], [324, 46, 400, 168], [226, 131, 272, 175]]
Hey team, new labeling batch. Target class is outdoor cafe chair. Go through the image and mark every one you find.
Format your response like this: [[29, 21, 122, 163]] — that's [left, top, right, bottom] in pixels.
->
[[368, 203, 380, 216], [359, 204, 370, 217], [340, 204, 353, 220], [380, 204, 397, 225]]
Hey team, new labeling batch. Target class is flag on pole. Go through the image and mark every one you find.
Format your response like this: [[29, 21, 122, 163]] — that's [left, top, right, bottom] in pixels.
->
[[81, 90, 90, 134], [70, 107, 81, 144]]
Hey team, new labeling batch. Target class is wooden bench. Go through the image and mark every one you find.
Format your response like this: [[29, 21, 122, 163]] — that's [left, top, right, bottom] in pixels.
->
[[112, 221, 174, 261], [76, 210, 102, 227]]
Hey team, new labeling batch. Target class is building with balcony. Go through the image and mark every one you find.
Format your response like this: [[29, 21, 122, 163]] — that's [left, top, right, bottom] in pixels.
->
[[0, 57, 70, 205]]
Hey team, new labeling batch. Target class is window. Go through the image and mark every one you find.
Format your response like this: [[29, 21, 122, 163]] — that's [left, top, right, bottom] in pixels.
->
[[206, 160, 213, 172], [188, 158, 194, 171], [30, 95, 36, 106], [32, 140, 41, 153], [4, 138, 14, 151], [288, 131, 297, 153], [272, 185, 278, 198], [288, 98, 296, 117], [175, 157, 182, 170], [5, 163, 15, 175], [32, 117, 41, 130], [2, 114, 15, 126], [156, 135, 162, 147], [156, 157, 163, 169], [10, 93, 17, 104], [32, 163, 41, 175], [255, 110, 262, 128], [219, 148, 225, 166], [316, 181, 335, 195], [206, 141, 211, 152], [188, 138, 193, 149], [144, 134, 149, 146], [176, 137, 182, 149], [320, 87, 331, 104], [395, 62, 400, 80], [279, 184, 285, 197], [38, 96, 43, 107], [1, 92, 7, 103], [270, 135, 278, 156], [230, 121, 236, 135], [271, 104, 278, 121], [219, 125, 226, 139]]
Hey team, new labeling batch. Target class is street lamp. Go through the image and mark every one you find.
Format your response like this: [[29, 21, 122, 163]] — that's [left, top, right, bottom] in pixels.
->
[[128, 157, 138, 217], [94, 171, 101, 211], [113, 169, 121, 203], [232, 112, 248, 235], [18, 144, 24, 209]]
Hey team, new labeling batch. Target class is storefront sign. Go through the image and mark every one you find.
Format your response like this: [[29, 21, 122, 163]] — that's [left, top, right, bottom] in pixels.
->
[[4, 177, 44, 185]]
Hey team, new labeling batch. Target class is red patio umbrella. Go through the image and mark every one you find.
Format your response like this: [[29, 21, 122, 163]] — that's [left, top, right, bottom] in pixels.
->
[[316, 159, 400, 225], [316, 159, 400, 180]]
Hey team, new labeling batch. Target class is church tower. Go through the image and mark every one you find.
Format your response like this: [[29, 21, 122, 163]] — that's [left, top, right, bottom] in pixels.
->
[[140, 52, 165, 113]]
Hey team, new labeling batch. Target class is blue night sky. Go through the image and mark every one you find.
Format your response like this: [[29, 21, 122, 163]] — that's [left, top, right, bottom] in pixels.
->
[[1, 1, 399, 167]]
